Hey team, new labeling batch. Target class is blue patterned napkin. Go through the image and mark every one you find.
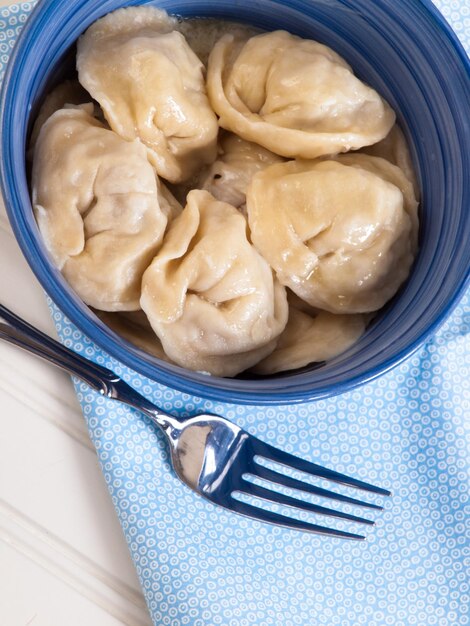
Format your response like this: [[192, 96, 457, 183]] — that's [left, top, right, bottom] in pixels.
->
[[2, 3, 469, 625]]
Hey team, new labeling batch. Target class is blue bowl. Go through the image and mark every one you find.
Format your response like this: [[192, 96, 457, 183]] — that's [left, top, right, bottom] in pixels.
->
[[1, 0, 469, 405]]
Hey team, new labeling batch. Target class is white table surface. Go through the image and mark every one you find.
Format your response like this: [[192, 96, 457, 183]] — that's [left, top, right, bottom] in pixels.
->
[[0, 4, 152, 624]]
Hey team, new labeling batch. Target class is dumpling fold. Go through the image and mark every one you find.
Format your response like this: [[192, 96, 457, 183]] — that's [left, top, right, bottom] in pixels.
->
[[207, 30, 395, 159], [141, 190, 288, 376], [77, 6, 219, 183], [32, 106, 170, 311]]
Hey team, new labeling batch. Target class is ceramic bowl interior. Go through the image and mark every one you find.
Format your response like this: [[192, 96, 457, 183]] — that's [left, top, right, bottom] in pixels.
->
[[1, 0, 469, 404]]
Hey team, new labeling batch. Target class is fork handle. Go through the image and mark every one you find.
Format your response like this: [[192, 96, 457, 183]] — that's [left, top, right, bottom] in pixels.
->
[[0, 304, 179, 430], [0, 303, 122, 394]]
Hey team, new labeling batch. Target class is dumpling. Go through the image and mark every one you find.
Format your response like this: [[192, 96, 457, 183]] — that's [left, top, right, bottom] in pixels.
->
[[199, 133, 284, 210], [140, 190, 288, 376], [94, 310, 174, 363], [339, 152, 419, 246], [252, 305, 367, 374], [360, 124, 420, 197], [77, 6, 219, 183], [246, 154, 419, 314], [28, 80, 91, 154], [32, 106, 170, 311], [207, 31, 395, 159]]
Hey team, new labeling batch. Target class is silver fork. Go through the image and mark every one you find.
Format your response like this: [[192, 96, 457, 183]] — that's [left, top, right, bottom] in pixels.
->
[[0, 304, 390, 539]]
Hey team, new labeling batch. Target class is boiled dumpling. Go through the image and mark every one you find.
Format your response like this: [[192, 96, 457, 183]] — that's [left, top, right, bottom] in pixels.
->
[[207, 30, 395, 159], [246, 154, 419, 314], [140, 190, 288, 376], [28, 80, 91, 154], [77, 6, 219, 183], [32, 106, 170, 311], [360, 124, 420, 197], [252, 304, 367, 374], [199, 133, 284, 210], [94, 310, 174, 363], [339, 153, 419, 246]]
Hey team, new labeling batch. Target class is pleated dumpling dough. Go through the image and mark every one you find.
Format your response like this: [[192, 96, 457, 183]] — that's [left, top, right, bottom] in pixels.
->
[[247, 154, 419, 314], [77, 6, 219, 183], [199, 133, 284, 210], [207, 30, 395, 159], [141, 190, 288, 376], [32, 106, 171, 311]]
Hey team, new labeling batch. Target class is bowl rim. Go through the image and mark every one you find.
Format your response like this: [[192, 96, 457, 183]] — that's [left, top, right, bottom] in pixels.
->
[[1, 0, 469, 405]]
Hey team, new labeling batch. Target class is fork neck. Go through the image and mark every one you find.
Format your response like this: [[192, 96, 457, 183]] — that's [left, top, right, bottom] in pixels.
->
[[110, 379, 185, 434]]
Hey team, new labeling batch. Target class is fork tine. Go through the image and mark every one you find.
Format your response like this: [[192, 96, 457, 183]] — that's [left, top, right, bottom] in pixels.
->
[[251, 465, 383, 510], [253, 439, 391, 496], [230, 498, 366, 540], [239, 480, 375, 525]]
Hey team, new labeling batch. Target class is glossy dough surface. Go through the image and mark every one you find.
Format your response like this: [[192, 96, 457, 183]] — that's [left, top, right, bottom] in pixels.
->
[[77, 6, 219, 183], [141, 190, 288, 376], [32, 106, 169, 311], [247, 154, 418, 314], [207, 31, 395, 159]]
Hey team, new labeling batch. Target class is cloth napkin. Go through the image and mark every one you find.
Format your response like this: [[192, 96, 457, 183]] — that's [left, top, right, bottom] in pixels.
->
[[1, 2, 469, 625]]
